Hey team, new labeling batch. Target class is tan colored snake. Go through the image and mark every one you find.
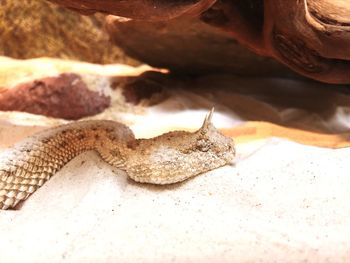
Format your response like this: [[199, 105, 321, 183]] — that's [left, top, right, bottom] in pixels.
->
[[0, 109, 235, 210]]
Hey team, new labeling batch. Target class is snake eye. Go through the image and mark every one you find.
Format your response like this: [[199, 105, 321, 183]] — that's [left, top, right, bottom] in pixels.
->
[[196, 139, 210, 152]]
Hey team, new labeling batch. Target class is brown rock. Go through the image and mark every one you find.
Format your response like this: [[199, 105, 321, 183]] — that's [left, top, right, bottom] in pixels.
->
[[0, 73, 110, 120], [112, 71, 170, 105]]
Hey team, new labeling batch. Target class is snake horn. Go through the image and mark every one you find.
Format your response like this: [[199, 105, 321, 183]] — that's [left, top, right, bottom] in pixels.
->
[[200, 107, 215, 131]]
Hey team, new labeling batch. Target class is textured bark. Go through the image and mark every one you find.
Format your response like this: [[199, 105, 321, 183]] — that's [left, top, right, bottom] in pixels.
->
[[201, 0, 350, 83], [46, 0, 350, 84], [48, 0, 216, 20], [265, 0, 350, 83], [106, 16, 297, 78]]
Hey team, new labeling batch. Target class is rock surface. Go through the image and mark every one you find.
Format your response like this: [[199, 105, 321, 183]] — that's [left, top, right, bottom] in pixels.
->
[[113, 71, 171, 105], [0, 0, 137, 65], [0, 57, 159, 120], [0, 73, 110, 120]]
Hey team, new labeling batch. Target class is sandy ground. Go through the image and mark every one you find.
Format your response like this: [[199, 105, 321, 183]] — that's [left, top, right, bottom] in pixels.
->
[[0, 67, 350, 262]]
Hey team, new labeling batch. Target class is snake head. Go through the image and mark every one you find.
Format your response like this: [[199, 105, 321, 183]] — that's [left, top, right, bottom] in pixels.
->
[[194, 108, 236, 164], [125, 108, 236, 184]]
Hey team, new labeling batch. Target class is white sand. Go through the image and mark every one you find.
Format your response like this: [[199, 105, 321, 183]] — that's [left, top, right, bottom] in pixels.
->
[[0, 74, 350, 263]]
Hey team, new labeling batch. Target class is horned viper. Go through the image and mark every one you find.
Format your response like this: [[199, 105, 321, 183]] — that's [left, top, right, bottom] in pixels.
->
[[0, 109, 235, 210]]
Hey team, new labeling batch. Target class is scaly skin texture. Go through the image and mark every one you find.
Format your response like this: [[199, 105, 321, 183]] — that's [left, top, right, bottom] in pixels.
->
[[0, 110, 235, 210]]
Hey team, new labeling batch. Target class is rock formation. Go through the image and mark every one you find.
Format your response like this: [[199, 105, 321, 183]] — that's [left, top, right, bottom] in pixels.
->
[[0, 73, 110, 120]]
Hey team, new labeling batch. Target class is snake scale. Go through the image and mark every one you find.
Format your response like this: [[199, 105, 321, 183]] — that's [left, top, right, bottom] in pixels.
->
[[0, 109, 235, 210]]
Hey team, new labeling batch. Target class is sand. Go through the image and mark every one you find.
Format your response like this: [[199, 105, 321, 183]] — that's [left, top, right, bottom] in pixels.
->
[[0, 69, 350, 262]]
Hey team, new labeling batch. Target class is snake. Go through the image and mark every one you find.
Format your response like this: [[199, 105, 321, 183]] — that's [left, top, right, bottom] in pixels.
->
[[0, 109, 235, 210]]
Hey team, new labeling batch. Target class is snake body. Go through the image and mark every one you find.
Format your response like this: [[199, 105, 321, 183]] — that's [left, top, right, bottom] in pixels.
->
[[0, 110, 235, 210]]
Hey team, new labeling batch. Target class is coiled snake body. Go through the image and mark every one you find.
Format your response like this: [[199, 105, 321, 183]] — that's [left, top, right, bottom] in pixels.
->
[[0, 110, 235, 210]]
